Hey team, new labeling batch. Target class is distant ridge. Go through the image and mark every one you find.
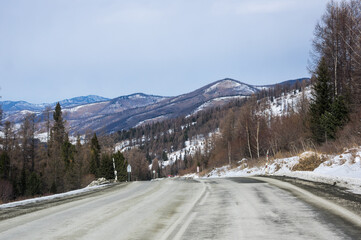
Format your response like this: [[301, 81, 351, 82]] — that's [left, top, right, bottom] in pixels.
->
[[1, 77, 310, 134], [1, 95, 110, 113]]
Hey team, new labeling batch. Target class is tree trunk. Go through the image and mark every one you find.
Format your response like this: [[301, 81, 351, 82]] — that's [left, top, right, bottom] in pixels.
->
[[228, 140, 231, 165], [246, 122, 253, 159], [256, 120, 260, 159], [334, 53, 338, 96]]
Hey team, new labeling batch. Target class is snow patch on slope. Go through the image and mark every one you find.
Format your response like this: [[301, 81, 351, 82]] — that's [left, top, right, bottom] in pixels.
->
[[203, 147, 361, 194], [189, 96, 246, 117], [264, 87, 312, 117]]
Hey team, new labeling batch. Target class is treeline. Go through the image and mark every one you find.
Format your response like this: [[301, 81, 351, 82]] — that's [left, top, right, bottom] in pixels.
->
[[112, 79, 306, 161], [109, 78, 310, 176], [2, 0, 360, 202], [193, 0, 361, 171], [0, 103, 132, 203], [194, 0, 361, 171], [309, 0, 361, 143], [115, 0, 361, 175]]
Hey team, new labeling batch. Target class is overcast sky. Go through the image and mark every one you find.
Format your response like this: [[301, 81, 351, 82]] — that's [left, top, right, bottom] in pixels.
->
[[0, 0, 329, 103]]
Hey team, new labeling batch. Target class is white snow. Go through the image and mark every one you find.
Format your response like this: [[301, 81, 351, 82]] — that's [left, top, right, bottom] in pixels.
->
[[0, 184, 109, 209], [205, 80, 255, 95], [64, 104, 89, 113], [205, 80, 241, 93], [188, 96, 245, 117], [263, 87, 312, 117], [19, 110, 36, 115], [151, 130, 219, 169], [35, 132, 48, 142], [198, 147, 361, 195], [135, 115, 166, 127]]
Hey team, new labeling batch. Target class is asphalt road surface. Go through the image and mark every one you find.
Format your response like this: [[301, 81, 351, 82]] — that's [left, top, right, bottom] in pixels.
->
[[1, 177, 361, 240]]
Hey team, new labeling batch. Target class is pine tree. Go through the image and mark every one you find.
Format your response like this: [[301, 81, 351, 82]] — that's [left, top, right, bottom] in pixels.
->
[[320, 111, 337, 140], [26, 172, 41, 196], [309, 57, 350, 143], [113, 151, 127, 181], [19, 168, 27, 196], [321, 95, 349, 141], [0, 152, 10, 179], [331, 95, 348, 127], [309, 57, 333, 143], [89, 133, 101, 177], [48, 102, 66, 193], [100, 154, 114, 179], [62, 133, 75, 168], [74, 135, 84, 188], [52, 103, 65, 144], [162, 151, 168, 161]]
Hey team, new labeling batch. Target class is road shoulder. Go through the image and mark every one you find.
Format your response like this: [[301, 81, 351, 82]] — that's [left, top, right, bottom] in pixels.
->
[[254, 175, 361, 228]]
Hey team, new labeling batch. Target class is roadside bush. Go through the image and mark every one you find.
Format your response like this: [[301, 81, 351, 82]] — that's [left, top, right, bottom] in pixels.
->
[[292, 153, 326, 171], [0, 179, 14, 203]]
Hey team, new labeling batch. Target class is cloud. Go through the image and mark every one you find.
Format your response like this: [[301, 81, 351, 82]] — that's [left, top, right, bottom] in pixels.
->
[[0, 0, 326, 103]]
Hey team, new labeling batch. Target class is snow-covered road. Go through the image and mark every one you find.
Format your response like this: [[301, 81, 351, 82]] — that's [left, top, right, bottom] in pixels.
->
[[0, 178, 360, 239]]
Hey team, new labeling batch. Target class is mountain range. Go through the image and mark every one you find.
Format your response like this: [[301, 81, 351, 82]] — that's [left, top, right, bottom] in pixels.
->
[[1, 78, 308, 134]]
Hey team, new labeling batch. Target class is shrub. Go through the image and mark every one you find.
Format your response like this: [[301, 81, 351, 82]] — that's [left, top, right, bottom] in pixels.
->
[[0, 179, 14, 203], [292, 153, 326, 171]]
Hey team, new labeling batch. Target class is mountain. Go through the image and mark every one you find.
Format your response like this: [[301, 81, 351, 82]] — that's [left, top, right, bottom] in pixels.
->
[[1, 78, 309, 135], [256, 77, 310, 88], [76, 78, 262, 133], [1, 95, 110, 113], [58, 95, 110, 109]]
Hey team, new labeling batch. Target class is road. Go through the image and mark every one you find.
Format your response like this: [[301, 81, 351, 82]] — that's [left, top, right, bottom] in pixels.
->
[[0, 177, 361, 240]]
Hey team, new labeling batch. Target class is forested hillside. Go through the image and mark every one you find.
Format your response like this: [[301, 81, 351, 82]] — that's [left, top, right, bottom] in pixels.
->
[[1, 0, 360, 203]]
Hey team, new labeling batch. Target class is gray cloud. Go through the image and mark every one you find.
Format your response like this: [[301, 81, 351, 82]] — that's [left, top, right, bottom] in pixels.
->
[[0, 0, 329, 103]]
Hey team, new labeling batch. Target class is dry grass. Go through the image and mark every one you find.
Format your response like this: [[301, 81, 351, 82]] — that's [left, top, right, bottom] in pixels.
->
[[274, 163, 281, 172], [246, 156, 268, 168], [81, 174, 96, 188], [339, 158, 347, 165], [179, 167, 197, 176], [272, 151, 295, 160], [292, 153, 326, 171]]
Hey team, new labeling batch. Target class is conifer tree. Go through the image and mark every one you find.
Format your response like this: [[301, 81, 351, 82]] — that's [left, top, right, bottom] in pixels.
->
[[162, 151, 168, 161], [52, 103, 65, 144], [309, 57, 333, 143], [89, 133, 101, 177], [0, 152, 10, 179], [330, 95, 348, 127], [100, 154, 113, 179], [74, 135, 84, 187], [320, 95, 349, 140], [26, 172, 41, 196], [62, 133, 75, 168], [48, 103, 66, 193], [113, 151, 127, 181]]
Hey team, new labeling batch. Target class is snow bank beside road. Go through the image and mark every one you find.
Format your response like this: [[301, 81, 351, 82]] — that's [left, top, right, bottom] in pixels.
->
[[0, 184, 109, 209], [202, 147, 361, 194]]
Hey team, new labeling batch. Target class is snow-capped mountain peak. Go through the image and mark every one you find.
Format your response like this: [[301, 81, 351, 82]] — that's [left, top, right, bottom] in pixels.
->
[[1, 77, 309, 134], [203, 78, 258, 96], [0, 95, 110, 113]]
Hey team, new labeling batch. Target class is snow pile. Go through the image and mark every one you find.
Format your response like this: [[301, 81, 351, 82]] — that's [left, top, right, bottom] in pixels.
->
[[182, 173, 200, 179], [0, 184, 108, 209], [87, 178, 110, 187], [204, 147, 361, 194]]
